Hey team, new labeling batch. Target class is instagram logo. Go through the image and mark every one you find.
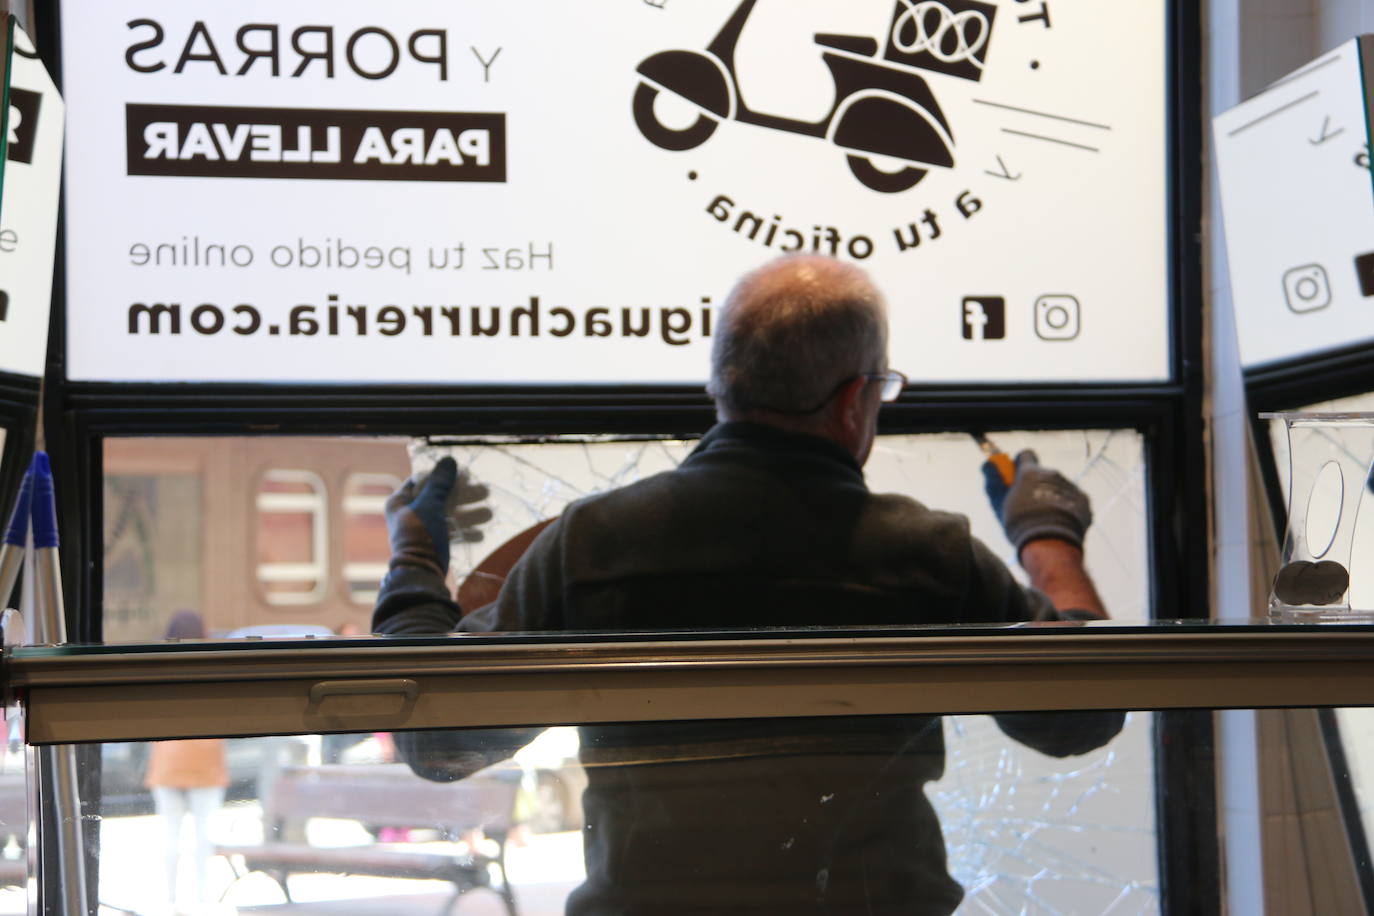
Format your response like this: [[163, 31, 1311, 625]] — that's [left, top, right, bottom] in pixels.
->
[[1034, 295, 1080, 340], [1281, 265, 1331, 313]]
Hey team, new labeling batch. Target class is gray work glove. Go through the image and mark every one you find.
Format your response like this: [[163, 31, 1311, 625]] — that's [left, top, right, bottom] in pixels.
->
[[385, 457, 492, 575], [983, 449, 1092, 556]]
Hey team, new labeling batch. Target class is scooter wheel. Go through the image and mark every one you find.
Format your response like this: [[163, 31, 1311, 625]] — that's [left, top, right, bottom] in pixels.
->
[[847, 155, 927, 194], [634, 82, 718, 152]]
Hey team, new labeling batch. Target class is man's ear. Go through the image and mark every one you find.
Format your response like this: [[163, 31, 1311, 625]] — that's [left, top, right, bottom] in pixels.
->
[[828, 376, 870, 450]]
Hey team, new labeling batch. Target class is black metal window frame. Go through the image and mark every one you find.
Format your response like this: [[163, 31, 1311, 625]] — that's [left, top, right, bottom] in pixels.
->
[[26, 1, 1210, 911]]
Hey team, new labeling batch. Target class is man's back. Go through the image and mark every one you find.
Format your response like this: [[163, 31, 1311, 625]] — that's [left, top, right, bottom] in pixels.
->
[[448, 421, 1084, 915]]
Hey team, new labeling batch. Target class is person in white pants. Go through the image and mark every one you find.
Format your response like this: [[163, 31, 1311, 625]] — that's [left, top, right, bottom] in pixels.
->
[[143, 612, 228, 910]]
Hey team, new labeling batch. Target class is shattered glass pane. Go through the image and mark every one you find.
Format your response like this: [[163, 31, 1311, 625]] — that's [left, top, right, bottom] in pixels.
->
[[866, 430, 1148, 622], [416, 428, 1150, 622], [935, 712, 1157, 913]]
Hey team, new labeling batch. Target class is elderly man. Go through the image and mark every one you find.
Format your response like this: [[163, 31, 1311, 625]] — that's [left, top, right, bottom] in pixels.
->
[[374, 255, 1121, 915]]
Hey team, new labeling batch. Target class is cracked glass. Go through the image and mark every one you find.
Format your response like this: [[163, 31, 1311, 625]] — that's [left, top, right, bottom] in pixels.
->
[[22, 711, 1157, 915], [933, 712, 1156, 912], [415, 428, 1149, 622]]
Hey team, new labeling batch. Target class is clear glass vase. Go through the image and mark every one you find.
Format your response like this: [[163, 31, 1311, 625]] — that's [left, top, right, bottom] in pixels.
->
[[1264, 412, 1374, 621]]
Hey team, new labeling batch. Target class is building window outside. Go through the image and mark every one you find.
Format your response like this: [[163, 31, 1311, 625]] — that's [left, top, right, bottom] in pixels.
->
[[256, 470, 329, 606], [342, 473, 401, 605]]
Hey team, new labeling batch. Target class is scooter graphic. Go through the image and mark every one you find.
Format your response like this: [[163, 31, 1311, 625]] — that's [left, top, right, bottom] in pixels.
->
[[634, 0, 980, 193]]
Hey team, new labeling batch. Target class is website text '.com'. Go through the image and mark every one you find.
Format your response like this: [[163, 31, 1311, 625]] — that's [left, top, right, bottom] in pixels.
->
[[126, 296, 715, 347]]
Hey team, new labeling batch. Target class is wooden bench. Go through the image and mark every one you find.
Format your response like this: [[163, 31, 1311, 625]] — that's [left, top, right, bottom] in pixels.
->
[[216, 763, 520, 916]]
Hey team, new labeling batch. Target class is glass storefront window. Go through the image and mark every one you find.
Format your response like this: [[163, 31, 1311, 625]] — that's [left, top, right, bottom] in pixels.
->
[[103, 474, 203, 643], [102, 437, 411, 638], [103, 428, 1149, 641]]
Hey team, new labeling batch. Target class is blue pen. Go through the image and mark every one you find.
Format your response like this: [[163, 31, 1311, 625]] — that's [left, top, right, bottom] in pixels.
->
[[28, 452, 65, 644], [0, 464, 34, 610]]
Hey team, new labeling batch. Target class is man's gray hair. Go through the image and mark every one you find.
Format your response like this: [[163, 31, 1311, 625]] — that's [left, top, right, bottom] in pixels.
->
[[708, 256, 888, 416]]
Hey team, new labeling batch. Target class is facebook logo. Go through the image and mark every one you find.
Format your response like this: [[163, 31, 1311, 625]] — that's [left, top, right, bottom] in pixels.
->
[[961, 297, 1005, 340], [1356, 251, 1374, 297]]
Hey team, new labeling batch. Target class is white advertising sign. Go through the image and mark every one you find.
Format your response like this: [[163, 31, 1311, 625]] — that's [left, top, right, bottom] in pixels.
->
[[0, 23, 62, 379], [1214, 37, 1374, 371], [61, 0, 1169, 385]]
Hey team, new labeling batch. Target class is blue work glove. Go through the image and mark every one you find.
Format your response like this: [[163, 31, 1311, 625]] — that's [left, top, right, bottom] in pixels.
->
[[983, 449, 1092, 556], [385, 457, 491, 575]]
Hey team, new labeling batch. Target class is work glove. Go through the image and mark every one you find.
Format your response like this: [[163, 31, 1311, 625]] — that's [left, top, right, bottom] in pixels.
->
[[385, 456, 492, 575], [982, 449, 1092, 557]]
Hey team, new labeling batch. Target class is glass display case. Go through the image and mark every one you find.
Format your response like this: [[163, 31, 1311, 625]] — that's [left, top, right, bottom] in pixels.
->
[[6, 622, 1371, 914]]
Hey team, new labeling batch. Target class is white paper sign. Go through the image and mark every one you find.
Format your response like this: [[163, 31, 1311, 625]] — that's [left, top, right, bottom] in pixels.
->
[[60, 0, 1169, 385], [1214, 37, 1374, 371], [0, 23, 62, 379]]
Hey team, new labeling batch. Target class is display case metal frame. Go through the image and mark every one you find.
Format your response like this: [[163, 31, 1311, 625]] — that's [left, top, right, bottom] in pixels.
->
[[7, 626, 1374, 745]]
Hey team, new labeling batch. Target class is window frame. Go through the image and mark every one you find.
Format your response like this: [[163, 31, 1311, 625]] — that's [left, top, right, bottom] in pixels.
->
[[10, 626, 1373, 745]]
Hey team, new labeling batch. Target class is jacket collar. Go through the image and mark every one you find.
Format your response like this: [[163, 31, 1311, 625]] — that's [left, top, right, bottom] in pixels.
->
[[688, 421, 864, 478]]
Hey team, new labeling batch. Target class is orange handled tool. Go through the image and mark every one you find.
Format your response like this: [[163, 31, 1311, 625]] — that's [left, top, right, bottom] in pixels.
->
[[973, 432, 1015, 487]]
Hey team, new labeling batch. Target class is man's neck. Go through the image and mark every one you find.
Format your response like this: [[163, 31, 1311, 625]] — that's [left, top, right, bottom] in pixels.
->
[[717, 409, 855, 459]]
